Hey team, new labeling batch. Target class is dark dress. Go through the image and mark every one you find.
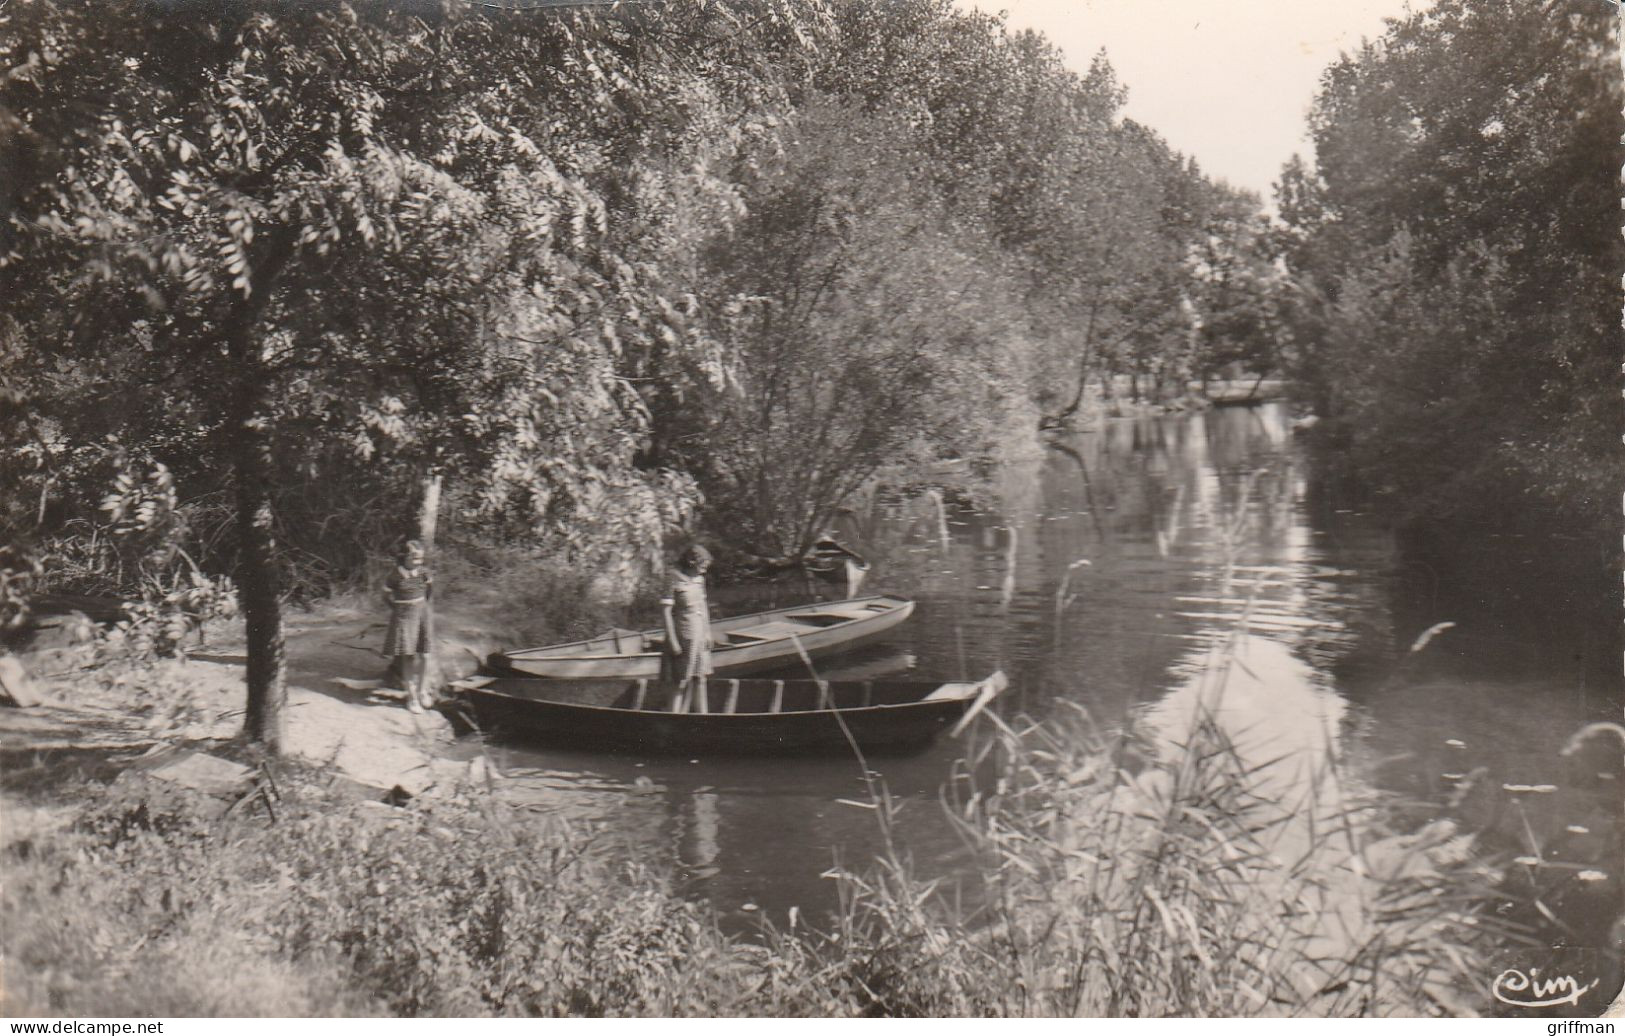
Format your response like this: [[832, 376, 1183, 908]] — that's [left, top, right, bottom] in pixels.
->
[[383, 565, 431, 657]]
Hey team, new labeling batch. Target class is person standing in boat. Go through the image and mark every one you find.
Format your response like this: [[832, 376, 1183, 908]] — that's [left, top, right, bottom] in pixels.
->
[[660, 544, 713, 711], [383, 540, 433, 712]]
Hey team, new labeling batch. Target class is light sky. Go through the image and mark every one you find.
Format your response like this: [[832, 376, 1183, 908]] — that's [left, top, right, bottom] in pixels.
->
[[963, 0, 1425, 200]]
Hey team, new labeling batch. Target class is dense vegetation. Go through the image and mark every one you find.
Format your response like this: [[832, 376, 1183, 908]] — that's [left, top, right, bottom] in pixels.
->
[[1, 3, 1605, 1017], [1275, 0, 1620, 535], [1, 0, 1262, 746], [3, 711, 1498, 1017]]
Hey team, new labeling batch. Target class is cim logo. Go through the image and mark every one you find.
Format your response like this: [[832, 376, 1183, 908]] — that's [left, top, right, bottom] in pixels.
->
[[1492, 968, 1601, 1010]]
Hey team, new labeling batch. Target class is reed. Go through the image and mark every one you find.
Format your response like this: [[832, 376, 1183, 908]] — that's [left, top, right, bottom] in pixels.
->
[[780, 701, 1510, 1017], [0, 704, 1513, 1018]]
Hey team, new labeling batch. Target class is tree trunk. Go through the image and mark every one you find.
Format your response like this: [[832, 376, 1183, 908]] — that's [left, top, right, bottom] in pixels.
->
[[235, 411, 287, 752], [415, 470, 443, 702], [1054, 301, 1102, 425], [225, 226, 297, 752], [417, 470, 442, 553]]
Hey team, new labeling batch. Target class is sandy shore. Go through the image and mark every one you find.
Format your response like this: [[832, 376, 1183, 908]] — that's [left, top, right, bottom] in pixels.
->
[[0, 600, 513, 796]]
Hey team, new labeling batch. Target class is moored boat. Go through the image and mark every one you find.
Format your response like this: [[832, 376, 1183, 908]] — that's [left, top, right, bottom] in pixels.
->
[[494, 594, 914, 679], [801, 537, 871, 598], [452, 671, 1007, 755]]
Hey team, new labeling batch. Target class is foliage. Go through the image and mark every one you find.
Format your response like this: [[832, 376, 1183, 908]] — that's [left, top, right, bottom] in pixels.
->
[[1186, 202, 1289, 389], [1, 0, 1267, 740], [0, 544, 43, 634], [1275, 0, 1620, 529], [810, 0, 1265, 422], [675, 102, 1029, 556], [1, 702, 1502, 1018], [0, 0, 825, 742], [99, 568, 238, 661], [1, 775, 772, 1017], [1, 0, 1258, 577], [0, 0, 786, 585]]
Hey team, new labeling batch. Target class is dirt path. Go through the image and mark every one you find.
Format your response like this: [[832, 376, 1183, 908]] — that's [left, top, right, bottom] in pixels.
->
[[0, 600, 511, 796]]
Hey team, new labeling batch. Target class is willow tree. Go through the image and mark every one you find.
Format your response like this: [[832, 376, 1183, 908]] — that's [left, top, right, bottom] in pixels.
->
[[677, 102, 1028, 558], [814, 0, 1251, 426]]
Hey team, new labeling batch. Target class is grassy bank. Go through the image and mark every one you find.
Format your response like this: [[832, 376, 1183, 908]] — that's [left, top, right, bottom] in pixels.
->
[[1, 700, 1503, 1018]]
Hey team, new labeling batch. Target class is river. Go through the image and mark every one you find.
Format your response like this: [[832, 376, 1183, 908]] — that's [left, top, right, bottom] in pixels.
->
[[477, 403, 1621, 974]]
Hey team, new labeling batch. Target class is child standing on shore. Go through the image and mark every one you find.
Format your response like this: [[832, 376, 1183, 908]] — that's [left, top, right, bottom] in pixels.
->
[[383, 540, 433, 712]]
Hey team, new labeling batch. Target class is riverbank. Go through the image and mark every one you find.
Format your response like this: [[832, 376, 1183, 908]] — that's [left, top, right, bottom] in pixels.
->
[[0, 551, 653, 795], [0, 545, 1598, 1017], [1, 604, 478, 798], [1, 686, 1507, 1017], [1043, 376, 1290, 431]]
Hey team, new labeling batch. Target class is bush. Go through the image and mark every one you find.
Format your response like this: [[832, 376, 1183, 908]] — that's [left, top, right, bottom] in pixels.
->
[[2, 705, 1505, 1018]]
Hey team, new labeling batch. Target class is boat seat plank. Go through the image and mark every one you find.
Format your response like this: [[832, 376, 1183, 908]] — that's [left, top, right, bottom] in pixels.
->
[[732, 620, 830, 639], [781, 613, 864, 627]]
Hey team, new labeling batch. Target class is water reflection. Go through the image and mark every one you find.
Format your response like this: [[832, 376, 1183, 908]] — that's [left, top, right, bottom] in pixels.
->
[[1147, 633, 1346, 806], [487, 403, 1620, 951]]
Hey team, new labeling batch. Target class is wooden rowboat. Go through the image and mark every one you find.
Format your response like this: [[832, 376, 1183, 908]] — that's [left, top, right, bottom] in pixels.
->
[[801, 538, 871, 598], [494, 594, 914, 679], [452, 671, 1007, 755]]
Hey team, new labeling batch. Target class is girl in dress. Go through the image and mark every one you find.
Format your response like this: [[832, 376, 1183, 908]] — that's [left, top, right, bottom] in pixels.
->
[[383, 540, 433, 712], [660, 544, 713, 711]]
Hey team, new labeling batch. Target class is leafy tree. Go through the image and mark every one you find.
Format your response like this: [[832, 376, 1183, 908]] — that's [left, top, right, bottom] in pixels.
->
[[1, 0, 1271, 755], [1278, 0, 1620, 527], [0, 0, 806, 748], [676, 103, 1028, 557], [1187, 203, 1287, 395]]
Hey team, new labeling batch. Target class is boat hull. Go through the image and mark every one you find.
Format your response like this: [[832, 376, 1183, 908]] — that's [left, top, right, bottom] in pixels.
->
[[456, 673, 1002, 756], [497, 594, 914, 679]]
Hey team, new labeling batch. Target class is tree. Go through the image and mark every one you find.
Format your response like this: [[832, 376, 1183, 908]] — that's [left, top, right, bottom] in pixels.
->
[[0, 0, 812, 748], [1277, 0, 1620, 526], [675, 103, 1027, 557], [1187, 204, 1287, 394]]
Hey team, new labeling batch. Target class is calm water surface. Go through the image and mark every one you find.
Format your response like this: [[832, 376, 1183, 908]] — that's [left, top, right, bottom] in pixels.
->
[[480, 404, 1622, 951]]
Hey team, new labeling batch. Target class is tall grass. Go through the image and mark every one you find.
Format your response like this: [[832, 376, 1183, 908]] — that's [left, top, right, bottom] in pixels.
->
[[2, 696, 1506, 1019], [759, 700, 1508, 1017], [2, 773, 772, 1017]]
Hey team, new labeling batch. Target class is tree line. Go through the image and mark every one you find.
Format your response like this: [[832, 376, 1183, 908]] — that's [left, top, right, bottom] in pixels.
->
[[1, 0, 1263, 747], [4, 0, 1614, 747], [1274, 0, 1620, 537]]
